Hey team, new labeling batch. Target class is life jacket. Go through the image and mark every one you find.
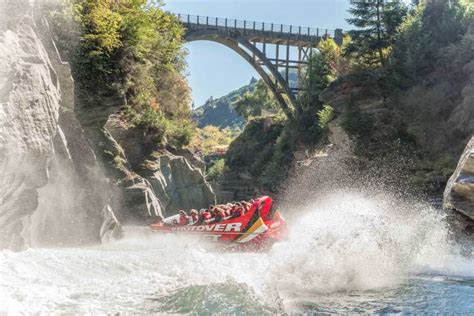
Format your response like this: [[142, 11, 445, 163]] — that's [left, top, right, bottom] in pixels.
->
[[202, 212, 212, 220], [215, 209, 226, 221], [233, 207, 243, 217], [178, 215, 189, 226], [191, 213, 199, 223], [225, 209, 232, 217]]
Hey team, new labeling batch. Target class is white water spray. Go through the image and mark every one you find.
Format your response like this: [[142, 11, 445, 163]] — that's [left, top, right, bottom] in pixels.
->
[[2, 189, 473, 313]]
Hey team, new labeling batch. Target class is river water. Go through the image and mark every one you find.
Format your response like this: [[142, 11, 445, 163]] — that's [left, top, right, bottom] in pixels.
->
[[1, 192, 474, 314]]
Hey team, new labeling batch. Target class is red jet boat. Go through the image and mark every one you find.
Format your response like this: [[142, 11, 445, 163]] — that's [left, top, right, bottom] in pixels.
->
[[150, 196, 286, 251]]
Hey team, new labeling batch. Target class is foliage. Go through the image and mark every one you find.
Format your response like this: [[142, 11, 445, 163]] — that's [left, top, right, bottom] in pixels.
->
[[318, 105, 335, 130], [225, 117, 285, 171], [233, 80, 281, 120], [193, 78, 258, 129], [345, 0, 408, 67], [124, 106, 193, 148], [389, 0, 472, 87], [168, 119, 194, 149], [340, 103, 374, 141], [300, 38, 348, 111], [206, 159, 225, 181], [44, 0, 193, 144], [190, 125, 238, 156], [389, 6, 429, 86]]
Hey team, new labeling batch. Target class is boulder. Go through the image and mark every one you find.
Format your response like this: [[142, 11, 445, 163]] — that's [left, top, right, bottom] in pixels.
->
[[444, 136, 474, 220]]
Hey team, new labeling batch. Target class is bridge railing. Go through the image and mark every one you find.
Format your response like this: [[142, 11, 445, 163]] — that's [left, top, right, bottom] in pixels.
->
[[176, 13, 339, 39]]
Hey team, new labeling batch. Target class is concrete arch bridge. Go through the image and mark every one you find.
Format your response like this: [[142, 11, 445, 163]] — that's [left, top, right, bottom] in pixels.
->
[[177, 14, 344, 120]]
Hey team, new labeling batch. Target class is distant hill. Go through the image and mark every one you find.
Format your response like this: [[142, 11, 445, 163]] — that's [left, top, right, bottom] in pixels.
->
[[193, 78, 258, 129], [193, 72, 299, 129]]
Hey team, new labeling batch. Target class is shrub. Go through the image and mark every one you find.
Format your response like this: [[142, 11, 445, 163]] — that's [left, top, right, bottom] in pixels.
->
[[134, 107, 169, 143], [341, 104, 374, 140], [168, 120, 194, 149], [206, 159, 225, 181], [318, 105, 335, 130]]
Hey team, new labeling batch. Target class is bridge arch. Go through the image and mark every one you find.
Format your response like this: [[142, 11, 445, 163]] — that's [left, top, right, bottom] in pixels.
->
[[185, 30, 296, 120], [178, 14, 343, 121]]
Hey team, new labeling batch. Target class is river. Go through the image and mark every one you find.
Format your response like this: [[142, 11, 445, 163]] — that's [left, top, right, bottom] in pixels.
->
[[1, 192, 473, 314]]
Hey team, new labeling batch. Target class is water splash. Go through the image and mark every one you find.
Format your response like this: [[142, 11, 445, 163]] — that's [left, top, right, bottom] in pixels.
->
[[2, 190, 473, 313]]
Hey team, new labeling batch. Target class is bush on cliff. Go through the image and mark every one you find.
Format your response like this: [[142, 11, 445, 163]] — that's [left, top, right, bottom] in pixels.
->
[[44, 0, 193, 147]]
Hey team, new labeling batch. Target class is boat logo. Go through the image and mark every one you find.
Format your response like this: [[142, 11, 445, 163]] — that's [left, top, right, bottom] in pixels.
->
[[172, 223, 242, 232]]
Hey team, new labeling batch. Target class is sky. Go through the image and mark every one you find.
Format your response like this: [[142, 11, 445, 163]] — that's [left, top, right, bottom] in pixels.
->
[[164, 0, 353, 107]]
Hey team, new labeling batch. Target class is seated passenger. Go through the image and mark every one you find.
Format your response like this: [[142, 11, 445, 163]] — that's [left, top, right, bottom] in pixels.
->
[[178, 210, 190, 226], [213, 208, 226, 222], [190, 209, 199, 224], [241, 201, 251, 213], [195, 209, 211, 225], [231, 206, 243, 218]]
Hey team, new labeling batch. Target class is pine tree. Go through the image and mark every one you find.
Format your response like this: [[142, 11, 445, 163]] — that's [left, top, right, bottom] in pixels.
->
[[345, 0, 407, 67]]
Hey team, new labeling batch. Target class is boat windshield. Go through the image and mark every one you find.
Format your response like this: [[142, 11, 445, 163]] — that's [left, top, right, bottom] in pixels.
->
[[163, 214, 179, 225]]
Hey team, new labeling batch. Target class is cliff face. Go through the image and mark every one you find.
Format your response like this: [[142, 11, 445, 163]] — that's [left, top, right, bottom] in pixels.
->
[[0, 1, 120, 250], [101, 115, 215, 221], [444, 136, 474, 220], [0, 1, 215, 250]]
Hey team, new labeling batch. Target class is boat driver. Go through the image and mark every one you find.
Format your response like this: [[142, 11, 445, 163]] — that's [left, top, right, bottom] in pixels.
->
[[178, 210, 190, 226]]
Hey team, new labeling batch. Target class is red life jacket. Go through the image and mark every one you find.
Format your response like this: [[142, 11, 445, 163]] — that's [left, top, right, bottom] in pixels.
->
[[233, 207, 243, 217], [215, 210, 226, 221], [202, 212, 212, 220], [178, 215, 189, 226]]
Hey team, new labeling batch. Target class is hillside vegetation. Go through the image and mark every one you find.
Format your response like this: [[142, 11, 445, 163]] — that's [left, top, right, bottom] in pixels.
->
[[222, 0, 474, 196], [44, 0, 193, 148], [193, 78, 258, 129]]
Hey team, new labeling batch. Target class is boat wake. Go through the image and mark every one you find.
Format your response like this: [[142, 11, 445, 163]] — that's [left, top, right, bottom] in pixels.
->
[[2, 190, 474, 313]]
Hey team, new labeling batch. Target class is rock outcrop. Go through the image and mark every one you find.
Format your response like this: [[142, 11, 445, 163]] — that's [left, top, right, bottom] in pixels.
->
[[444, 136, 474, 221], [101, 115, 215, 221], [0, 1, 121, 250]]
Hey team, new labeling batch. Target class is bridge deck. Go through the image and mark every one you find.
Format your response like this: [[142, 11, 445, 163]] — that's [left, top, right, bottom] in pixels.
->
[[177, 14, 343, 47]]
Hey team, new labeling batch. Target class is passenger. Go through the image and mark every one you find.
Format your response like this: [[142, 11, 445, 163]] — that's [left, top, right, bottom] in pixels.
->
[[190, 209, 199, 224], [231, 205, 243, 218], [195, 209, 211, 225], [178, 210, 190, 226], [213, 207, 226, 222], [241, 201, 252, 213], [202, 209, 212, 221]]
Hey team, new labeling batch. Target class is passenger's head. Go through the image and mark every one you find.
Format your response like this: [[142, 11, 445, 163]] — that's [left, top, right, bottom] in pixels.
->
[[190, 209, 198, 214], [179, 210, 186, 216]]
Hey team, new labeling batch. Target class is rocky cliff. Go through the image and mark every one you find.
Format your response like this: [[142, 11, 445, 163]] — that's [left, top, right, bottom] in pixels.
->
[[101, 114, 215, 221], [444, 136, 474, 220], [0, 1, 215, 250], [0, 0, 121, 250]]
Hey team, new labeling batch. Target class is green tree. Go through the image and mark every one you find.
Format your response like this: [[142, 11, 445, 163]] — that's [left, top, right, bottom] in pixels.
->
[[345, 0, 408, 67], [389, 0, 472, 87], [300, 37, 348, 111], [232, 80, 280, 120]]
